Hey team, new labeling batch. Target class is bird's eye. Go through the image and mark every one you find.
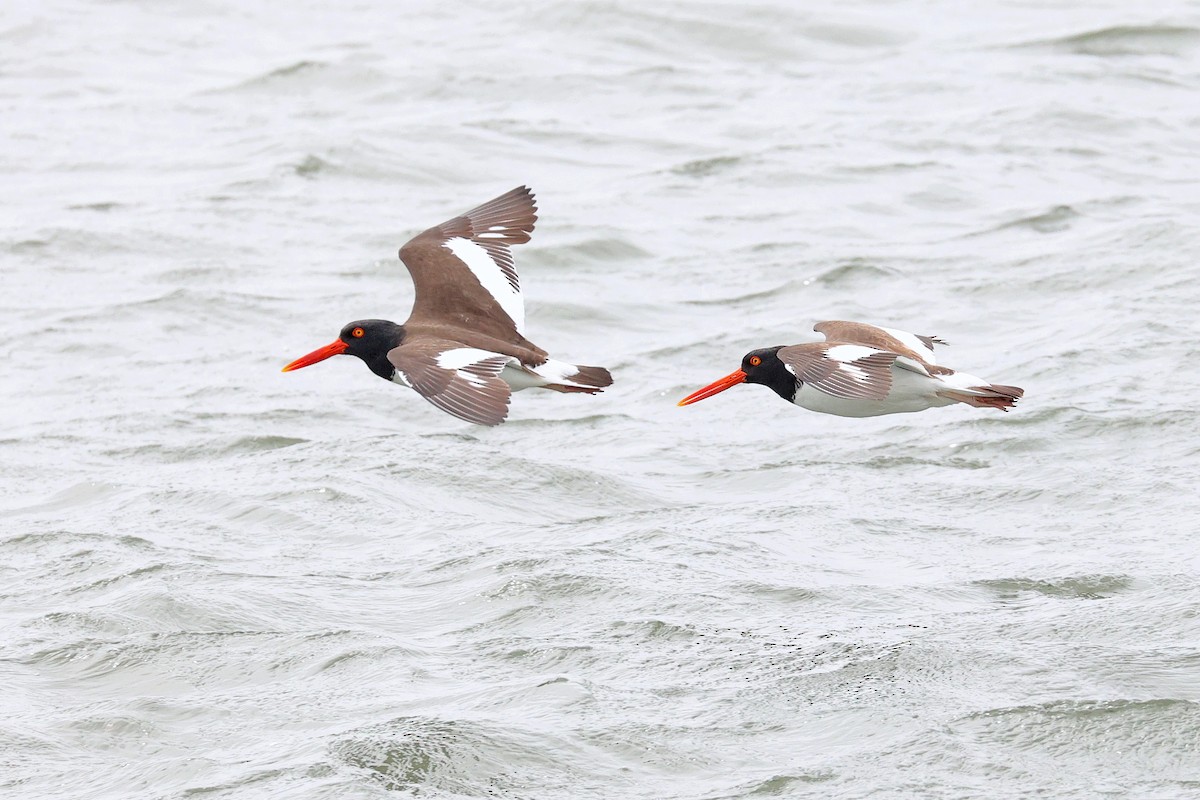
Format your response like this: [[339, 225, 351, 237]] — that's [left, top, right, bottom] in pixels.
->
[[351, 327, 365, 338], [748, 355, 762, 366]]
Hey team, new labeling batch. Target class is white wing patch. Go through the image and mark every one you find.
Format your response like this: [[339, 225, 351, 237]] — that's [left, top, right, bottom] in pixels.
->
[[435, 348, 509, 386], [435, 347, 505, 370], [825, 344, 878, 363], [879, 325, 938, 364], [443, 237, 525, 333], [894, 356, 933, 377]]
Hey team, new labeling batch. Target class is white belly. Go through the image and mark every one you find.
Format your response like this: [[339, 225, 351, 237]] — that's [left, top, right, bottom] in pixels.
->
[[504, 357, 596, 390], [500, 360, 544, 391], [793, 366, 954, 417]]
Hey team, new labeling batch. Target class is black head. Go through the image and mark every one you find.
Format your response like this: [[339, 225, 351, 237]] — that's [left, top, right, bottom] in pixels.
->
[[678, 345, 795, 406], [282, 319, 405, 379], [338, 319, 404, 358]]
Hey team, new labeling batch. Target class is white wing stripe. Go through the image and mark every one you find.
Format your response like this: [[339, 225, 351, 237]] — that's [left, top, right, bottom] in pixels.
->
[[880, 325, 937, 364], [435, 347, 504, 370], [825, 344, 878, 363], [434, 349, 509, 388], [894, 355, 932, 376], [442, 237, 525, 333]]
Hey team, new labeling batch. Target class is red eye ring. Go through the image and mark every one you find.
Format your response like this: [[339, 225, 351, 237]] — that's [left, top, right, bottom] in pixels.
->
[[749, 355, 762, 366], [351, 327, 365, 338]]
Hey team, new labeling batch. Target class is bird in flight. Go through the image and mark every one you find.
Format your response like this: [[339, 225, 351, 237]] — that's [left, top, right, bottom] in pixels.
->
[[283, 187, 612, 426], [678, 320, 1022, 417]]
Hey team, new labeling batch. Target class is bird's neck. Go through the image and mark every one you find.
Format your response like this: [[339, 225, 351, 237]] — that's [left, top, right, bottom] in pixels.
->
[[752, 353, 797, 402], [364, 324, 406, 380]]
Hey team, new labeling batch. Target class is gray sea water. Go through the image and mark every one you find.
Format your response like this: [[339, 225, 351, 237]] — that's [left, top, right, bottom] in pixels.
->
[[4, 1, 1200, 797]]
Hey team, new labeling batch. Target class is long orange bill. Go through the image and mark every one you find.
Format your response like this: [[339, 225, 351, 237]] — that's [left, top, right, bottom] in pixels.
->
[[677, 369, 747, 406], [282, 339, 348, 372]]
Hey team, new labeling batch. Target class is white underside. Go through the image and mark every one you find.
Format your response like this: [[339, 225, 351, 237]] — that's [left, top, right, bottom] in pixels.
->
[[792, 364, 991, 417], [500, 358, 587, 391]]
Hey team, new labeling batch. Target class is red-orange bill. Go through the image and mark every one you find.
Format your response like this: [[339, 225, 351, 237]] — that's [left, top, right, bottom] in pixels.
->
[[282, 339, 348, 372], [677, 369, 747, 406]]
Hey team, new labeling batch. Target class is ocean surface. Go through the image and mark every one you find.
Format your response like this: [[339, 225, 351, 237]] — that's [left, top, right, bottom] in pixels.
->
[[3, 1, 1200, 797]]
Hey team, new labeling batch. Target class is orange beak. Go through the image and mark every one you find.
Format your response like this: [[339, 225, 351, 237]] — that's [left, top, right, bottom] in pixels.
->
[[281, 339, 348, 372], [677, 369, 747, 406]]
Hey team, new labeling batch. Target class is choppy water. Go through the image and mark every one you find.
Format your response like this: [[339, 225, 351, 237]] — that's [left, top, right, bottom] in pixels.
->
[[4, 1, 1200, 797]]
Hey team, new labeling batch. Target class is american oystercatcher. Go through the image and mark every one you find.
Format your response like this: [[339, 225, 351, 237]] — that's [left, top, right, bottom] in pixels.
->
[[283, 187, 612, 426], [678, 320, 1023, 416]]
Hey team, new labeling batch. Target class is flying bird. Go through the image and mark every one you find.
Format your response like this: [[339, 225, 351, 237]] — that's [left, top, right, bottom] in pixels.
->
[[678, 320, 1022, 416], [283, 187, 612, 425]]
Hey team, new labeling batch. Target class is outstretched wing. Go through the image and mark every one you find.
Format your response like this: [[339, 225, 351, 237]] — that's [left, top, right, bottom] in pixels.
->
[[399, 187, 538, 343], [814, 320, 953, 376], [814, 320, 945, 365], [388, 339, 513, 426], [778, 343, 898, 400]]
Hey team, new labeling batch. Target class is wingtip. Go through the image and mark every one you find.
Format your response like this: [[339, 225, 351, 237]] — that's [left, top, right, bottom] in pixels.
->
[[519, 185, 538, 220]]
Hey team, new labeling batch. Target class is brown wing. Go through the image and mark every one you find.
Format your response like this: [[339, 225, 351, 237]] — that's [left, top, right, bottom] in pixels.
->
[[398, 187, 538, 345], [387, 338, 512, 426], [814, 320, 953, 375], [778, 343, 897, 400], [814, 321, 936, 363]]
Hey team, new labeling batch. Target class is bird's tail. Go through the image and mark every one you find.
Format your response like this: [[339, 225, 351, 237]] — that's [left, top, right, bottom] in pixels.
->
[[937, 383, 1024, 411], [541, 363, 613, 394]]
